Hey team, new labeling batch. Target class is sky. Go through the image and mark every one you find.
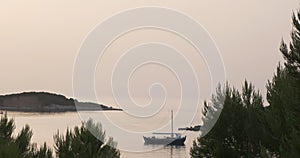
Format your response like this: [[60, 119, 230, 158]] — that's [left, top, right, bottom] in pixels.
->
[[0, 1, 299, 106]]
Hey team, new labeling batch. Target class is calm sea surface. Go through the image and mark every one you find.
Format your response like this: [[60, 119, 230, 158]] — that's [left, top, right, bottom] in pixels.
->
[[8, 111, 201, 158]]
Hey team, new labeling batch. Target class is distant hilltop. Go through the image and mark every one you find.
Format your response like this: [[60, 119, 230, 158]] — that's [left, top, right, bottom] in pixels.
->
[[0, 92, 122, 112]]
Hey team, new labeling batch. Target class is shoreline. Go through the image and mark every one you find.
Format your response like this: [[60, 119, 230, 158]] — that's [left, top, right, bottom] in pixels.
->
[[0, 106, 122, 113]]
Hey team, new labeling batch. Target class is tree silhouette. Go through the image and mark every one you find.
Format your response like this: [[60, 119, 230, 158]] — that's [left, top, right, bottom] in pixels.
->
[[265, 9, 300, 157], [54, 119, 120, 158], [191, 8, 300, 158], [1, 113, 120, 158], [190, 81, 268, 157], [0, 113, 53, 158]]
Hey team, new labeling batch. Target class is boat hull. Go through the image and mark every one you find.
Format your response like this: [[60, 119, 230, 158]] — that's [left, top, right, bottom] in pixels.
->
[[143, 136, 186, 146]]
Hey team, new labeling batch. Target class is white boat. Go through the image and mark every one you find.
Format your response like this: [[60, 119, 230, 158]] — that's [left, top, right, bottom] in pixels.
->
[[143, 110, 186, 146]]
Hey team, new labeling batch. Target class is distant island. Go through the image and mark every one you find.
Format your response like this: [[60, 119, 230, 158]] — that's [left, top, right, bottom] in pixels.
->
[[178, 125, 201, 131], [0, 92, 122, 112]]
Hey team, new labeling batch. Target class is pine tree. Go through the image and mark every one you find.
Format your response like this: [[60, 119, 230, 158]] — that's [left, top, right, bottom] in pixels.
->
[[265, 9, 300, 157], [54, 119, 120, 158], [0, 113, 53, 158], [190, 81, 267, 157]]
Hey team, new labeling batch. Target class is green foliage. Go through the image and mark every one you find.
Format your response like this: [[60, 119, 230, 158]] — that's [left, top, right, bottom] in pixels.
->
[[26, 143, 53, 158], [54, 119, 120, 158], [191, 8, 300, 158], [0, 113, 53, 158], [190, 81, 267, 158], [264, 9, 300, 157], [1, 114, 120, 158]]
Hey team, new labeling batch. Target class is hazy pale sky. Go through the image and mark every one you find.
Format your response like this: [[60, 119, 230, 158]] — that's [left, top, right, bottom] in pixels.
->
[[0, 1, 299, 105]]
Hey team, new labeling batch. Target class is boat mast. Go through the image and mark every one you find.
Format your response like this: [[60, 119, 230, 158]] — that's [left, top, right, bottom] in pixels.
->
[[171, 110, 174, 138]]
